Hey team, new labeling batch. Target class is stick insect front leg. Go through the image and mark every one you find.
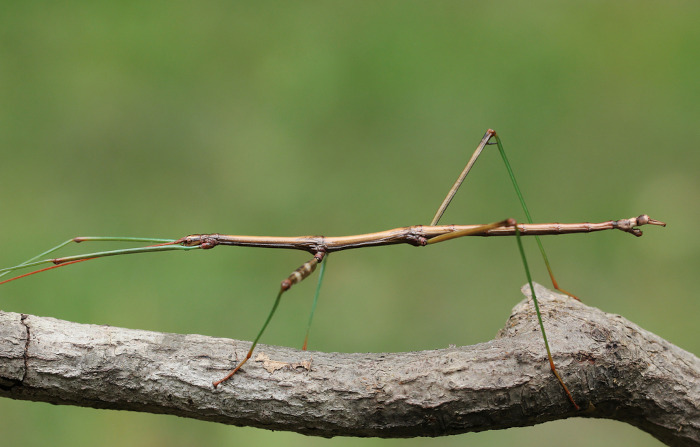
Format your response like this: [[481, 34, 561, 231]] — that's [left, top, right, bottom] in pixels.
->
[[0, 237, 187, 285]]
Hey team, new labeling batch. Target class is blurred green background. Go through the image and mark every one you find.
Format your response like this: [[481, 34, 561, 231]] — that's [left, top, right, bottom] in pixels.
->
[[1, 2, 698, 446]]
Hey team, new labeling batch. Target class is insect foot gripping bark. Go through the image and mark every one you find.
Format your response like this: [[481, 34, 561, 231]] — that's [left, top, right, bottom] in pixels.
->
[[212, 251, 326, 388]]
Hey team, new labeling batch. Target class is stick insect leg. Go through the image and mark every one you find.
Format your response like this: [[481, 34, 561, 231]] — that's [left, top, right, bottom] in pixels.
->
[[431, 130, 579, 409], [430, 131, 493, 226], [213, 251, 326, 388], [426, 219, 516, 244], [0, 237, 184, 285], [302, 255, 328, 351], [427, 218, 579, 408], [431, 129, 577, 299], [491, 132, 578, 299], [0, 239, 76, 281], [513, 223, 579, 410], [0, 238, 82, 284]]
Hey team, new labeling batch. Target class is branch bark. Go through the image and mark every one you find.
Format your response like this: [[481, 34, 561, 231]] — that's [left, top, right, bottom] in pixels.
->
[[0, 284, 697, 446]]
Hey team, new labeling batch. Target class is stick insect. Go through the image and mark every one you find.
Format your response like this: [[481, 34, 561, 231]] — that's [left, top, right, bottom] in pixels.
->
[[0, 129, 665, 409]]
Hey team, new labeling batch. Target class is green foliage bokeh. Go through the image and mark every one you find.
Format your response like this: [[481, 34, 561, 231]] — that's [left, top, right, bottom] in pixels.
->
[[1, 2, 698, 446]]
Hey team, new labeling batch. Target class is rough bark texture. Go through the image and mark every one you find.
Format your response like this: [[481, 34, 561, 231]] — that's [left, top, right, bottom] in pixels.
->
[[0, 284, 697, 446]]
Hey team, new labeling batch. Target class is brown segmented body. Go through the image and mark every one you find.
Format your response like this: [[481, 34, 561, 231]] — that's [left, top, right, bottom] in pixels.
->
[[177, 215, 664, 254]]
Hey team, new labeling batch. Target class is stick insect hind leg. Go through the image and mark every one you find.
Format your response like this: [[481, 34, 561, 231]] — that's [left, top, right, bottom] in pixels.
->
[[431, 129, 580, 409], [431, 129, 576, 299]]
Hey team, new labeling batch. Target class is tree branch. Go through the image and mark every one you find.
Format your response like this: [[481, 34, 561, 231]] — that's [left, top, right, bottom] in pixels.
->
[[0, 284, 697, 446]]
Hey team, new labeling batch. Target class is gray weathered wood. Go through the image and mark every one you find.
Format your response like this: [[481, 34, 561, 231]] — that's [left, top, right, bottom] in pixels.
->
[[0, 284, 697, 446]]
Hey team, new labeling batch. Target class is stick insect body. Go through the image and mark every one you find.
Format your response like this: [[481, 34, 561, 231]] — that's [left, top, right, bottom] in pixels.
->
[[0, 130, 665, 410]]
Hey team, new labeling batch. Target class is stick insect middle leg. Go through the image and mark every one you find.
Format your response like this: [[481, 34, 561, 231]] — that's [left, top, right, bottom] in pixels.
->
[[212, 251, 327, 388], [302, 255, 328, 351], [211, 220, 515, 387]]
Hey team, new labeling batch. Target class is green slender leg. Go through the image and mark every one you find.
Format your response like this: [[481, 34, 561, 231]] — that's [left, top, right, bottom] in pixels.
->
[[0, 237, 188, 285], [213, 252, 325, 388], [431, 130, 580, 409], [431, 129, 577, 299], [303, 255, 328, 350], [212, 287, 286, 388], [0, 239, 76, 280], [514, 225, 579, 410], [492, 132, 578, 299], [0, 243, 193, 278], [430, 131, 493, 226]]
